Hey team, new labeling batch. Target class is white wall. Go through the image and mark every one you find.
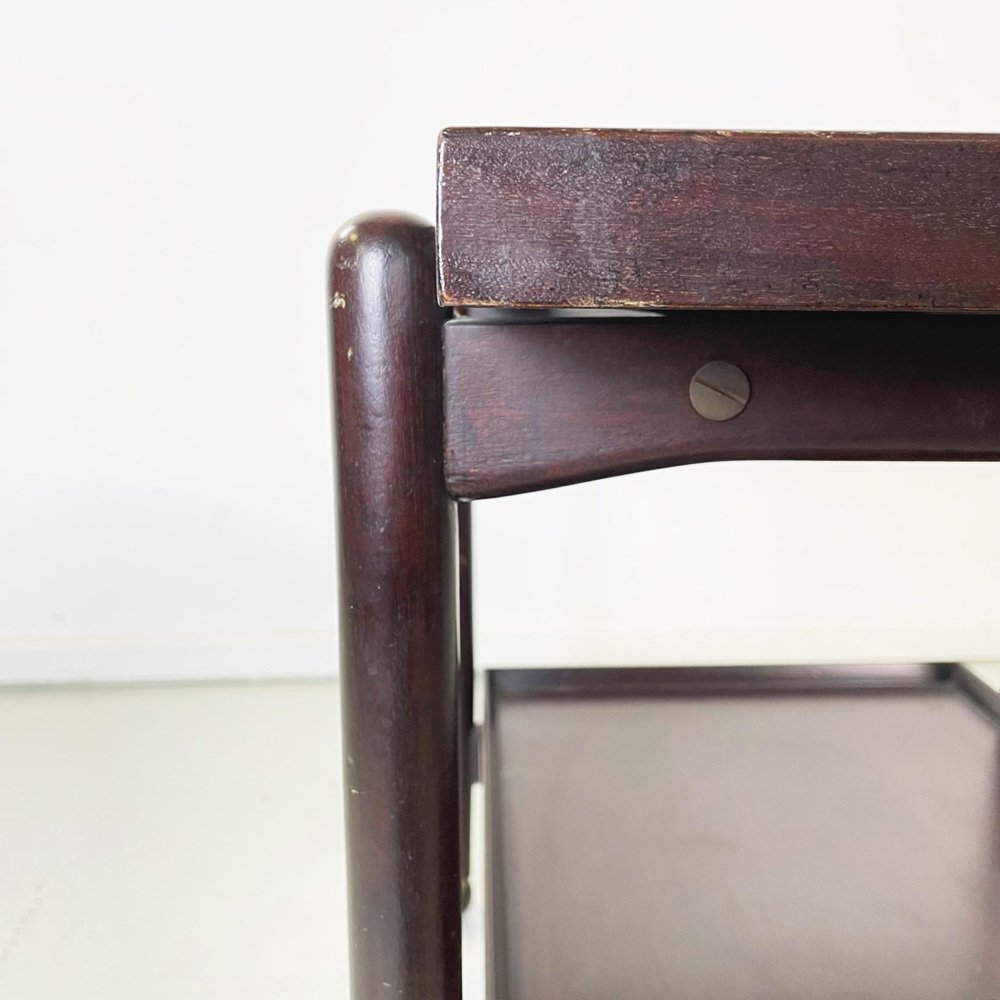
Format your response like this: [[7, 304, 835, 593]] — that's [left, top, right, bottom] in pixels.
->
[[3, 0, 1000, 682]]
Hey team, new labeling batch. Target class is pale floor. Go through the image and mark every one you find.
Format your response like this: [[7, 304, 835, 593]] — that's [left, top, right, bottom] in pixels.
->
[[4, 670, 1000, 999], [0, 680, 486, 1000]]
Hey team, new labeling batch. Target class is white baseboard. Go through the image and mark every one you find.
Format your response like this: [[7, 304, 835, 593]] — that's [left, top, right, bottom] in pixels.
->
[[477, 623, 1000, 672], [1, 625, 999, 686], [0, 632, 339, 685]]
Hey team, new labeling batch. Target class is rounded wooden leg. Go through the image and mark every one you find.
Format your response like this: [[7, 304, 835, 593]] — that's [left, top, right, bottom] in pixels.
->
[[458, 501, 474, 910], [330, 213, 461, 1000]]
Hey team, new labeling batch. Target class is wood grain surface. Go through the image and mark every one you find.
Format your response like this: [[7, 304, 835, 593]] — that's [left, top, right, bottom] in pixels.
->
[[444, 311, 1000, 498], [330, 214, 461, 1000], [485, 665, 1000, 1000], [438, 128, 1000, 311]]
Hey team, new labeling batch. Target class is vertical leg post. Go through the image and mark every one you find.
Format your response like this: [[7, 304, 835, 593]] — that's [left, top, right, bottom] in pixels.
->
[[330, 213, 461, 1000], [458, 501, 474, 908]]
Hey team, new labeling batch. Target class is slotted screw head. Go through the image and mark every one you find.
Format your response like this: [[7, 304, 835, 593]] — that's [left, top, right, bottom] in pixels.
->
[[689, 361, 751, 421]]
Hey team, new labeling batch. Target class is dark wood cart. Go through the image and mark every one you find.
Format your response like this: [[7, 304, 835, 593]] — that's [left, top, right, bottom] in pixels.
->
[[328, 129, 1000, 999]]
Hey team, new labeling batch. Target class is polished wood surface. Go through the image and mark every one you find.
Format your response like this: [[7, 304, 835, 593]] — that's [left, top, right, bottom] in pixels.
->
[[330, 214, 462, 1000], [444, 311, 1000, 498], [333, 130, 1000, 999], [458, 500, 474, 908], [438, 128, 1000, 312], [485, 665, 1000, 1000]]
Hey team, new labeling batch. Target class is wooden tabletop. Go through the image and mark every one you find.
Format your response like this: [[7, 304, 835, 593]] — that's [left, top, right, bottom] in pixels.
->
[[437, 129, 1000, 312]]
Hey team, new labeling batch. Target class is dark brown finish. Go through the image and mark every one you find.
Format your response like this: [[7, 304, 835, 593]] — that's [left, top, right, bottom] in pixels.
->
[[458, 500, 474, 908], [335, 131, 1000, 1000], [954, 663, 1000, 722], [490, 661, 951, 699], [445, 312, 1000, 498], [330, 213, 461, 1000], [437, 128, 1000, 312], [485, 664, 1000, 1000]]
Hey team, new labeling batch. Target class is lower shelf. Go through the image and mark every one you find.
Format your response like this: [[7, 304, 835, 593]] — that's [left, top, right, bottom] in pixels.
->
[[483, 664, 1000, 1000]]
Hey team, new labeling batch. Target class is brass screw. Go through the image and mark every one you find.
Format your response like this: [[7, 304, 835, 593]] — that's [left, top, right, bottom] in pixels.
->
[[689, 361, 751, 421]]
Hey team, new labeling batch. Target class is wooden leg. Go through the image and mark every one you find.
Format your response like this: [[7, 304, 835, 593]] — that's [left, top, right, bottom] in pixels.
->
[[458, 501, 474, 909], [330, 214, 461, 1000]]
